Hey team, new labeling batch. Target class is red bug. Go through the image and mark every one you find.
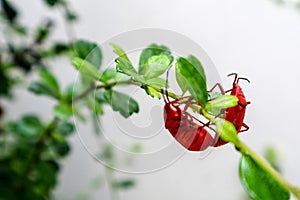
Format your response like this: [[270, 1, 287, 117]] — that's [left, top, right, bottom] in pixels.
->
[[210, 73, 250, 147], [161, 69, 215, 151]]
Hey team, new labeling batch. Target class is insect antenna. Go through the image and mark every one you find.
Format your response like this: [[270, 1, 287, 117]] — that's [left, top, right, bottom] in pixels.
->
[[227, 73, 238, 83], [228, 73, 250, 84], [237, 77, 250, 84]]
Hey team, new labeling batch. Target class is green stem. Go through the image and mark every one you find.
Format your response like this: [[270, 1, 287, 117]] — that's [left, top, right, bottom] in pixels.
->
[[201, 108, 300, 199]]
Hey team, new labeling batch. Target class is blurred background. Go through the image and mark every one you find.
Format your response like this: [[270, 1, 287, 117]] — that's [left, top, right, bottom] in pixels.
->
[[2, 0, 300, 199]]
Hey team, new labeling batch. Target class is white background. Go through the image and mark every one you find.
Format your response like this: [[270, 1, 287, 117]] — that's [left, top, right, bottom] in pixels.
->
[[5, 0, 300, 199]]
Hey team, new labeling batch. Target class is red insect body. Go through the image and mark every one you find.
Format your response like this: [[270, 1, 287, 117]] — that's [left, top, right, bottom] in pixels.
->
[[213, 73, 250, 147], [163, 99, 214, 151], [161, 66, 215, 151]]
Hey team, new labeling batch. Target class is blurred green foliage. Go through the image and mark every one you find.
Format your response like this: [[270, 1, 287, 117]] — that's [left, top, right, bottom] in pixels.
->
[[0, 1, 136, 199]]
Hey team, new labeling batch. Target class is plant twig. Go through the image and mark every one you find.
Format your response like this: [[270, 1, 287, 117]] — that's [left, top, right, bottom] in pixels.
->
[[201, 108, 300, 200]]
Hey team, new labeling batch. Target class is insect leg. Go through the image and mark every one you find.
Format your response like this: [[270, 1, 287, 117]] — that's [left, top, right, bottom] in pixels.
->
[[239, 123, 250, 133], [208, 83, 225, 94]]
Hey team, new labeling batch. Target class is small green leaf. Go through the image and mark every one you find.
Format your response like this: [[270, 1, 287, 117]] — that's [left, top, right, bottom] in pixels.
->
[[56, 121, 75, 136], [73, 40, 102, 69], [65, 11, 77, 22], [110, 43, 130, 61], [130, 143, 142, 153], [95, 89, 139, 118], [28, 69, 61, 99], [143, 55, 171, 79], [53, 103, 73, 120], [72, 57, 101, 80], [7, 115, 44, 138], [145, 77, 167, 88], [85, 94, 103, 115], [175, 57, 208, 105], [239, 154, 290, 200], [206, 91, 224, 116], [0, 69, 10, 96], [215, 119, 239, 145], [43, 0, 59, 7], [39, 69, 60, 95], [264, 145, 281, 172], [139, 44, 173, 74], [100, 144, 114, 161], [175, 70, 188, 95], [35, 23, 51, 44], [115, 57, 143, 82], [187, 55, 206, 82], [205, 95, 238, 110], [115, 57, 137, 77], [28, 82, 60, 99], [99, 67, 127, 83], [144, 86, 161, 99], [112, 179, 135, 189], [56, 141, 71, 157], [64, 83, 80, 101], [1, 0, 18, 23]]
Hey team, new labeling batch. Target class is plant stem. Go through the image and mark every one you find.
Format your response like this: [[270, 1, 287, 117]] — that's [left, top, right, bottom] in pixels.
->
[[201, 108, 300, 199]]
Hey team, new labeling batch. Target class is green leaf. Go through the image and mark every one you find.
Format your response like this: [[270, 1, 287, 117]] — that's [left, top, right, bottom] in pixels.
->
[[0, 69, 11, 96], [28, 82, 60, 99], [39, 69, 60, 95], [205, 95, 238, 110], [110, 43, 130, 61], [130, 143, 142, 153], [53, 103, 73, 120], [64, 83, 79, 101], [115, 57, 144, 82], [206, 91, 224, 116], [175, 57, 208, 105], [143, 55, 171, 79], [139, 44, 173, 74], [85, 94, 103, 115], [101, 144, 114, 161], [112, 179, 135, 189], [35, 21, 51, 44], [100, 67, 127, 83], [43, 0, 60, 7], [187, 55, 206, 82], [115, 57, 137, 76], [95, 89, 139, 118], [264, 145, 280, 172], [28, 69, 61, 99], [145, 77, 167, 88], [56, 121, 75, 136], [7, 115, 44, 138], [144, 86, 161, 99], [239, 154, 290, 200], [72, 57, 101, 80], [65, 11, 77, 22], [215, 119, 239, 145], [53, 141, 71, 157], [1, 0, 18, 23], [73, 40, 102, 69]]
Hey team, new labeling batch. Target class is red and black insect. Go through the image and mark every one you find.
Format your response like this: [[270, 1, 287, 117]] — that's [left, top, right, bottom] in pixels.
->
[[211, 73, 250, 147], [161, 69, 215, 151]]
